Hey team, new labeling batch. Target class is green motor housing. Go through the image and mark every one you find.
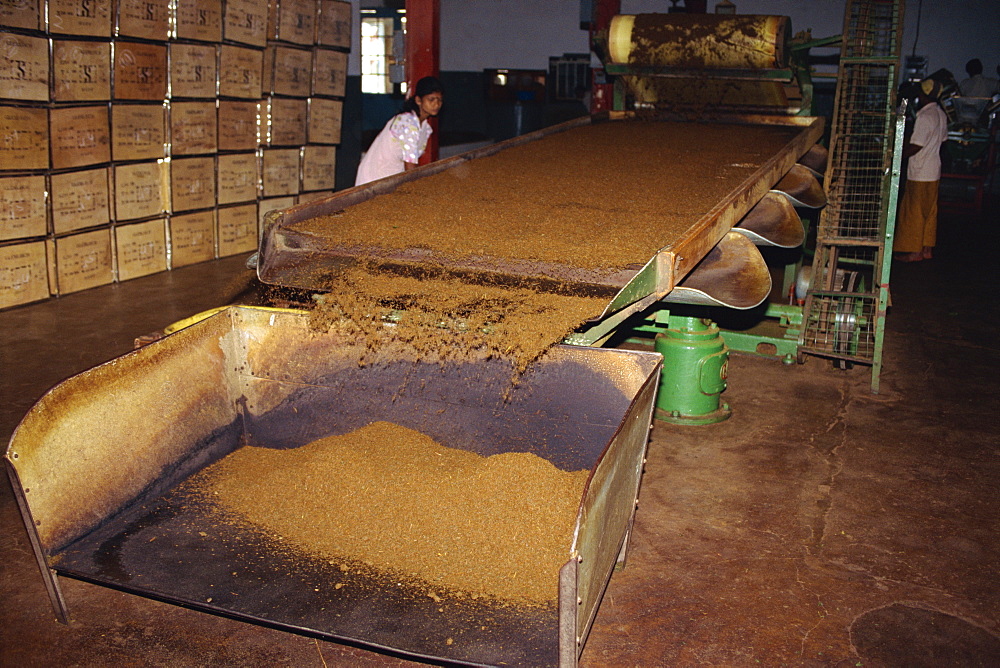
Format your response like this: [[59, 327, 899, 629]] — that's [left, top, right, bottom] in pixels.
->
[[654, 315, 732, 425]]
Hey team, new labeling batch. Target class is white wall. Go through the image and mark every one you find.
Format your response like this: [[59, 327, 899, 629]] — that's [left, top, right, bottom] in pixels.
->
[[346, 0, 362, 75], [440, 0, 589, 71], [441, 0, 1000, 79], [353, 1, 999, 84]]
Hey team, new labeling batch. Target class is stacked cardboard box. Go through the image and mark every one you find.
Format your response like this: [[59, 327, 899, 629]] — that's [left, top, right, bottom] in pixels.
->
[[0, 0, 350, 310]]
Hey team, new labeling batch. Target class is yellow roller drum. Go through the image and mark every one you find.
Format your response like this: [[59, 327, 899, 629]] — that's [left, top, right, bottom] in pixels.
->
[[608, 13, 790, 70]]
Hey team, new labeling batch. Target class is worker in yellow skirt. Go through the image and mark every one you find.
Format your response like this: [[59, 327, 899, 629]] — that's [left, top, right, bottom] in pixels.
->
[[894, 79, 949, 262]]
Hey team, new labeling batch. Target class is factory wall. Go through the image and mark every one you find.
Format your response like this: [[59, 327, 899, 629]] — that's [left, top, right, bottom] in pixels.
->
[[437, 0, 998, 87], [896, 1, 1000, 83], [696, 0, 1000, 81], [439, 0, 588, 72], [302, 1, 1000, 129]]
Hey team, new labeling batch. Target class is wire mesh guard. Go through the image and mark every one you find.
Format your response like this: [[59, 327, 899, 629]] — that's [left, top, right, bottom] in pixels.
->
[[803, 234, 883, 362], [801, 291, 878, 362], [803, 0, 904, 378], [842, 0, 902, 59], [820, 62, 896, 240]]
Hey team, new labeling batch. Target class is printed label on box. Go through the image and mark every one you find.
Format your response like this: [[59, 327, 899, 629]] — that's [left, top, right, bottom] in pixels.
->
[[312, 49, 347, 98], [115, 161, 166, 221], [217, 152, 258, 204], [116, 218, 166, 281], [0, 240, 49, 309], [50, 105, 111, 170], [0, 105, 48, 171], [268, 0, 315, 45], [0, 0, 40, 31], [316, 0, 351, 48], [307, 97, 342, 144], [117, 0, 169, 40], [53, 40, 112, 102], [170, 43, 218, 99], [217, 203, 258, 256], [171, 101, 217, 155], [219, 45, 264, 99], [170, 210, 216, 267], [55, 228, 113, 295], [262, 148, 300, 197], [301, 145, 336, 191], [224, 0, 267, 47], [0, 175, 47, 241], [51, 167, 111, 234], [114, 42, 168, 101], [112, 104, 165, 161], [0, 33, 49, 101], [267, 97, 307, 146], [217, 100, 259, 150], [266, 45, 312, 97], [48, 0, 112, 37], [176, 0, 223, 42], [171, 156, 216, 212]]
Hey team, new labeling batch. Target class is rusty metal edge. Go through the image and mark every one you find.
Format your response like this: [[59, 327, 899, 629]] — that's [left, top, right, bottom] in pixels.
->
[[4, 459, 70, 624], [558, 557, 580, 668]]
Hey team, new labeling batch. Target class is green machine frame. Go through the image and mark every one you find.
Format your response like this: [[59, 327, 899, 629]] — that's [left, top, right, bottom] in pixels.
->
[[592, 1, 906, 405]]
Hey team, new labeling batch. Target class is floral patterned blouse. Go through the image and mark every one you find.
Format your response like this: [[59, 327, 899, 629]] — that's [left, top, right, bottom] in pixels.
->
[[355, 111, 433, 186]]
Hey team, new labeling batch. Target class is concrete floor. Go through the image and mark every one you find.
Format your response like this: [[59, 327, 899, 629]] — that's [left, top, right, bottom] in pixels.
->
[[2, 205, 998, 667]]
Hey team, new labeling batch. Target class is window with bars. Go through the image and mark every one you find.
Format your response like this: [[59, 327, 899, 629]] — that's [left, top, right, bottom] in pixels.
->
[[360, 16, 395, 94]]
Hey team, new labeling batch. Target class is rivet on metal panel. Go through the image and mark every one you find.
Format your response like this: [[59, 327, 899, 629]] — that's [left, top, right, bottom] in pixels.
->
[[577, 597, 583, 605], [11, 453, 17, 459], [35, 520, 41, 525]]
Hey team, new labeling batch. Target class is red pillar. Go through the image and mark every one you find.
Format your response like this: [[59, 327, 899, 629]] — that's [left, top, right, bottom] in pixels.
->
[[590, 0, 620, 113], [405, 0, 440, 163]]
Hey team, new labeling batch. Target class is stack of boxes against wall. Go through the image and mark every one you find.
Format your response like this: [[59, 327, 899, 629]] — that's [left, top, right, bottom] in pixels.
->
[[0, 0, 350, 311]]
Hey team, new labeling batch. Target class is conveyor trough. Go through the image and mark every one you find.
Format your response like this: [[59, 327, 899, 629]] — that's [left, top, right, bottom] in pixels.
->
[[258, 114, 824, 318], [6, 306, 661, 667]]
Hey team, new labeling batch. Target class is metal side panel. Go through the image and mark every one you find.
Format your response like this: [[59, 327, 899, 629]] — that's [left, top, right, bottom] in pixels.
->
[[571, 368, 659, 658], [4, 310, 244, 555]]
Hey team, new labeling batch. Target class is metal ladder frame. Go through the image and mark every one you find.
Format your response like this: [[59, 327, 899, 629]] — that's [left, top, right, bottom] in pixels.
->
[[799, 0, 906, 393]]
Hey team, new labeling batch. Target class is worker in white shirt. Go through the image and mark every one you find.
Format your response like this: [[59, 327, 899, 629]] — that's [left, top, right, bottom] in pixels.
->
[[958, 59, 999, 97], [894, 79, 950, 263]]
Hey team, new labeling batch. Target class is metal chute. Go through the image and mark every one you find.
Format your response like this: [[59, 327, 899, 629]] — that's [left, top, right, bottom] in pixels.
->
[[733, 191, 805, 248], [661, 232, 772, 310]]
